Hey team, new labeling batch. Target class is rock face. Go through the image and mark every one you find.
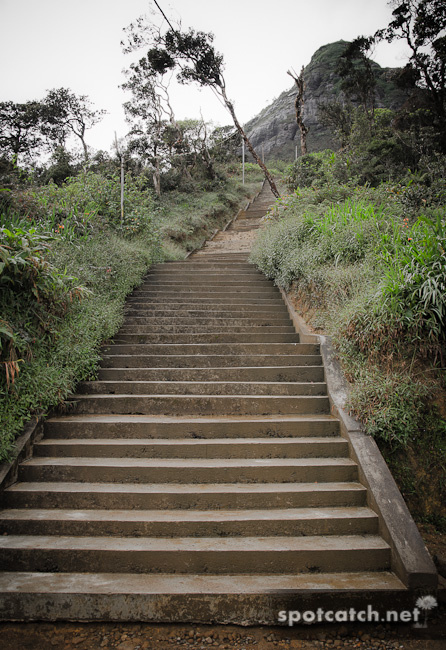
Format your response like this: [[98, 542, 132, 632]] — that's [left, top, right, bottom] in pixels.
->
[[245, 41, 407, 161]]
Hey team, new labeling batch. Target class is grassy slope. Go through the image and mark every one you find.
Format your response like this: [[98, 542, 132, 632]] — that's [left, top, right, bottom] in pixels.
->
[[250, 182, 446, 534], [0, 168, 263, 461]]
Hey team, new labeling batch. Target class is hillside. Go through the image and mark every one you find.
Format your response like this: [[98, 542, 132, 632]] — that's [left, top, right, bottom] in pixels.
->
[[245, 40, 408, 161]]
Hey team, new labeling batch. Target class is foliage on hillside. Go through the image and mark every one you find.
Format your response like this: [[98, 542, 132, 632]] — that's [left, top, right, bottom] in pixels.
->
[[250, 150, 446, 529], [0, 160, 261, 461]]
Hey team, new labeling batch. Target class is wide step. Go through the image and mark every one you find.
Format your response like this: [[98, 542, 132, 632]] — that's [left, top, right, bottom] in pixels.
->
[[3, 481, 368, 510], [0, 507, 378, 537], [18, 457, 357, 483], [42, 415, 341, 439], [33, 436, 348, 458], [0, 535, 391, 574], [68, 394, 331, 416], [76, 380, 327, 396]]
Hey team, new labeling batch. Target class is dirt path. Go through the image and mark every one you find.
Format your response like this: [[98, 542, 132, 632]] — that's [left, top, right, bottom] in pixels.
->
[[1, 619, 445, 650]]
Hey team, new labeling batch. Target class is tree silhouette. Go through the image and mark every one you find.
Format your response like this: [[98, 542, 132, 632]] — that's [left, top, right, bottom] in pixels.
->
[[122, 19, 280, 197]]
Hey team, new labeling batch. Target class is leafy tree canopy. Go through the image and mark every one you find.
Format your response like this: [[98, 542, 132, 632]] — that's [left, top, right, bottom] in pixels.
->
[[375, 1, 446, 144], [122, 15, 280, 196], [0, 101, 44, 162]]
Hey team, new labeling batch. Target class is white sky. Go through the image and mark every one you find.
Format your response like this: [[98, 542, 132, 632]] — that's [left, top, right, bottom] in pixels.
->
[[0, 0, 410, 155]]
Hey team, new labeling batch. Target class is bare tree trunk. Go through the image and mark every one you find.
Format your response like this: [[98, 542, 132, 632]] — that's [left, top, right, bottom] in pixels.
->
[[199, 119, 216, 180], [81, 137, 89, 162], [153, 142, 161, 197], [220, 87, 280, 198], [288, 67, 308, 156]]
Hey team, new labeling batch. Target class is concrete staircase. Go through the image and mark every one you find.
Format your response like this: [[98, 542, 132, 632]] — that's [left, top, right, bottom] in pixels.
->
[[0, 184, 434, 622]]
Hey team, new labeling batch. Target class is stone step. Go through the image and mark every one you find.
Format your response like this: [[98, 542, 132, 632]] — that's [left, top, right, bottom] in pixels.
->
[[152, 263, 256, 269], [96, 366, 324, 383], [3, 481, 367, 510], [143, 277, 270, 286], [76, 379, 327, 396], [68, 394, 331, 416], [146, 270, 266, 278], [101, 343, 318, 356], [132, 292, 278, 302], [43, 415, 340, 439], [126, 293, 288, 313], [190, 250, 253, 255], [131, 286, 279, 296], [137, 279, 275, 287], [190, 251, 253, 256], [33, 437, 347, 458], [132, 282, 278, 291], [151, 269, 263, 276], [122, 316, 293, 326], [124, 307, 290, 317], [0, 507, 378, 537], [232, 225, 261, 231], [117, 325, 297, 334], [18, 457, 357, 484], [112, 333, 300, 344], [99, 354, 322, 368], [0, 572, 407, 621], [0, 535, 391, 574]]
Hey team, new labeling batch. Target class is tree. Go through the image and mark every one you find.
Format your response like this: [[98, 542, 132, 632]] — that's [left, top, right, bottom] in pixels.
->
[[42, 88, 107, 161], [208, 125, 240, 162], [122, 17, 280, 197], [0, 100, 44, 163], [287, 66, 309, 156], [174, 118, 216, 181], [122, 56, 180, 196], [372, 1, 446, 148], [337, 37, 377, 121], [317, 99, 354, 148], [43, 146, 79, 185]]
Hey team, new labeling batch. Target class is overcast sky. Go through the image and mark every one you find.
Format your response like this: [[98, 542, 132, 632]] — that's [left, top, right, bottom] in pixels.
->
[[1, 0, 410, 155]]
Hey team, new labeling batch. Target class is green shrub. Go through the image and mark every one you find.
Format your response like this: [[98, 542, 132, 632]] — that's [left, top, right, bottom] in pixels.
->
[[251, 195, 385, 292], [0, 228, 161, 461], [0, 225, 87, 389], [251, 186, 446, 467], [285, 151, 335, 191], [284, 150, 354, 192], [2, 170, 158, 242], [347, 368, 432, 447], [344, 210, 446, 360]]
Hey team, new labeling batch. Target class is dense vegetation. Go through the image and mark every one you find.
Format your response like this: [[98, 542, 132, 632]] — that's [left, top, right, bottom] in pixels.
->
[[0, 151, 262, 461], [251, 153, 446, 531]]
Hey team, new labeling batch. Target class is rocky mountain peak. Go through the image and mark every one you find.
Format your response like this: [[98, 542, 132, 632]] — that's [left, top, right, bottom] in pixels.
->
[[244, 40, 406, 161]]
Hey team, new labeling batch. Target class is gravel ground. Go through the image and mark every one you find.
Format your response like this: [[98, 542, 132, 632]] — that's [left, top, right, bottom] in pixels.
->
[[1, 619, 445, 650]]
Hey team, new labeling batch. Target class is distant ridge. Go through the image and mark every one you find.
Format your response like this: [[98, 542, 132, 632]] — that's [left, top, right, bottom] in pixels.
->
[[244, 41, 407, 161]]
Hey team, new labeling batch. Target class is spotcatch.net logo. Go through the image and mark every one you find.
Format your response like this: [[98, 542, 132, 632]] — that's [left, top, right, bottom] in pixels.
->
[[278, 595, 438, 627]]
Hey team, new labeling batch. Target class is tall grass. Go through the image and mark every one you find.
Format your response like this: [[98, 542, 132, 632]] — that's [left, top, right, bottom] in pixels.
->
[[251, 182, 446, 527], [0, 165, 263, 460], [251, 184, 446, 430]]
